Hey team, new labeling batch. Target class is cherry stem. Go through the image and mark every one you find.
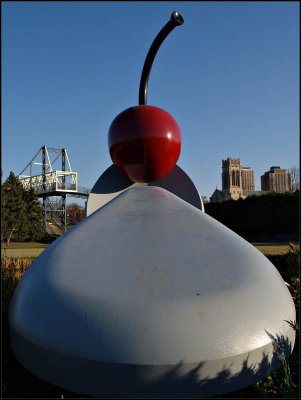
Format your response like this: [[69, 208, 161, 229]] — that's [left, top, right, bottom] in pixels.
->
[[138, 11, 184, 105]]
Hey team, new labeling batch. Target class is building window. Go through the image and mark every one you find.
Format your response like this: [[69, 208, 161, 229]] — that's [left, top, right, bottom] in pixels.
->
[[236, 171, 240, 187], [232, 171, 235, 186]]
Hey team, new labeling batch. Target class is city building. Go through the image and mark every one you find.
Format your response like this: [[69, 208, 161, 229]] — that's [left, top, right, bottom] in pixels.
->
[[210, 157, 256, 202], [221, 157, 244, 200], [241, 166, 255, 192], [261, 166, 291, 193]]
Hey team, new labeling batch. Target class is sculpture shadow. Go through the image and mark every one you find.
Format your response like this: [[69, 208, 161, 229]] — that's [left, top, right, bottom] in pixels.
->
[[6, 322, 296, 399], [117, 332, 294, 399], [7, 278, 297, 400]]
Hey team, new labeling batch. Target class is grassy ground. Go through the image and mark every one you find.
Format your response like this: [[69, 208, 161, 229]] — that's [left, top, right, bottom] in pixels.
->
[[3, 242, 49, 248], [1, 241, 295, 258], [252, 243, 294, 255], [2, 248, 46, 258], [1, 242, 47, 258]]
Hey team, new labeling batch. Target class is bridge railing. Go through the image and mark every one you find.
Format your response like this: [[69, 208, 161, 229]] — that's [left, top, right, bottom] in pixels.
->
[[19, 171, 78, 194]]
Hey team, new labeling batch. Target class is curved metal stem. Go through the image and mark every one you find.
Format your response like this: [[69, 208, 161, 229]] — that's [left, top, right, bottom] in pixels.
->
[[138, 11, 184, 105]]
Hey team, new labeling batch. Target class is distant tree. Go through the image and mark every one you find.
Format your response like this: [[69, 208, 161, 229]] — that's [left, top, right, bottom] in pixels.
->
[[66, 203, 85, 225], [205, 192, 299, 237], [288, 166, 300, 192], [1, 171, 44, 245]]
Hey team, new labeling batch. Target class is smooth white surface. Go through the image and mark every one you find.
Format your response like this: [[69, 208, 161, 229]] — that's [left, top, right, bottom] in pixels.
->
[[10, 186, 295, 368]]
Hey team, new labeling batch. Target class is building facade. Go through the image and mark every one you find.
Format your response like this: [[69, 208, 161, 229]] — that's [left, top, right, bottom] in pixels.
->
[[221, 158, 243, 200], [241, 167, 255, 192], [210, 159, 291, 202], [261, 166, 291, 193], [211, 157, 256, 202], [221, 157, 255, 200]]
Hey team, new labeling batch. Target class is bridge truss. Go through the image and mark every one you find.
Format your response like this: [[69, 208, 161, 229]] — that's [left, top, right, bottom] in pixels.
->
[[19, 146, 90, 236]]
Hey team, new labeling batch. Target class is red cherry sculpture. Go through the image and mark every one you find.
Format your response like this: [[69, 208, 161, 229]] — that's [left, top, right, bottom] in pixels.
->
[[108, 12, 184, 183], [109, 105, 181, 183]]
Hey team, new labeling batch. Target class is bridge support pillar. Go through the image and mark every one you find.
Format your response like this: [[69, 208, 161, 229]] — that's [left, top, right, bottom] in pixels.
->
[[42, 195, 66, 237]]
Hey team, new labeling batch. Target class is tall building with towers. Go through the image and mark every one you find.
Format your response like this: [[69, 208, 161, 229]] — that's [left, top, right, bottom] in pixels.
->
[[222, 158, 243, 200], [211, 157, 255, 201]]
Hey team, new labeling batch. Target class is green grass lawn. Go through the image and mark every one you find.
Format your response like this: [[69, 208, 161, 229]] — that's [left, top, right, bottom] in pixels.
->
[[1, 248, 46, 258], [252, 242, 294, 255], [1, 242, 48, 258], [1, 241, 297, 258], [4, 242, 49, 249]]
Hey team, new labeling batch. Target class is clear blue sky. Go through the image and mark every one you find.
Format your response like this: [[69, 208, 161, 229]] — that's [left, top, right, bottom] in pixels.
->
[[2, 1, 300, 201]]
